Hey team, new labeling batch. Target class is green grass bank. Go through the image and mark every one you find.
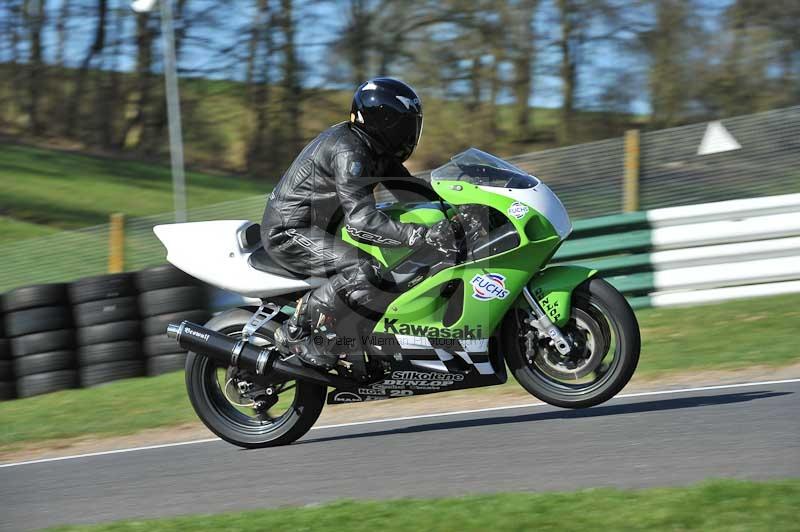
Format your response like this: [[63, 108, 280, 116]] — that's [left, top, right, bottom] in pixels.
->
[[45, 479, 800, 532]]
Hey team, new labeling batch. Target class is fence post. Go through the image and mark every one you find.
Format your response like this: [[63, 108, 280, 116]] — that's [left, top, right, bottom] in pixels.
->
[[623, 129, 640, 212], [108, 213, 125, 274]]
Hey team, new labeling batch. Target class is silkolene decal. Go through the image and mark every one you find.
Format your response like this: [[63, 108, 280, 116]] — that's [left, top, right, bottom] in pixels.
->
[[471, 273, 510, 301]]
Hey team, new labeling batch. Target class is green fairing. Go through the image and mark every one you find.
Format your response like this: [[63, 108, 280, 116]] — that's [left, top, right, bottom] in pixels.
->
[[340, 204, 446, 267], [375, 181, 564, 338], [527, 265, 598, 327]]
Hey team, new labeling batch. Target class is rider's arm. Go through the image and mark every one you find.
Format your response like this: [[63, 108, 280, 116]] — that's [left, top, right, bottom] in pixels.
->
[[333, 151, 426, 248], [380, 159, 439, 203]]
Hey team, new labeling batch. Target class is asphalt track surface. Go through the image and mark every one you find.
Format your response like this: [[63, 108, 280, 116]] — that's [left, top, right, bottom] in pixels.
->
[[1, 379, 798, 531]]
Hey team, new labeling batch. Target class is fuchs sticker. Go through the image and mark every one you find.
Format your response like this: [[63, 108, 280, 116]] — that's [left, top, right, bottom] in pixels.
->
[[471, 273, 510, 301], [508, 202, 529, 219]]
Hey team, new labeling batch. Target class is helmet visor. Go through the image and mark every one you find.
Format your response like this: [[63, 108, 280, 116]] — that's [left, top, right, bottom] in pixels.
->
[[395, 113, 423, 162]]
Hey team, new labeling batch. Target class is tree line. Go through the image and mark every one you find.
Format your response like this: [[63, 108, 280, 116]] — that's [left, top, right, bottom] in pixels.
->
[[0, 0, 797, 175]]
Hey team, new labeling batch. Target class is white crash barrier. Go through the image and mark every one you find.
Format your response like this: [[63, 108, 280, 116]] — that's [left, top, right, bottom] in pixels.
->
[[642, 193, 800, 306], [653, 256, 800, 292], [651, 212, 800, 250], [649, 236, 800, 270], [647, 193, 800, 227], [649, 280, 800, 307]]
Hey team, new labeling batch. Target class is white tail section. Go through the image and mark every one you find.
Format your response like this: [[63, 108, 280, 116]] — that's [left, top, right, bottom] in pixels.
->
[[153, 220, 323, 298]]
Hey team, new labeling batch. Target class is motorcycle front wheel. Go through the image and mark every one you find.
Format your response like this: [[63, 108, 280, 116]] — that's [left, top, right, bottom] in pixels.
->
[[184, 308, 326, 448], [504, 277, 640, 409]]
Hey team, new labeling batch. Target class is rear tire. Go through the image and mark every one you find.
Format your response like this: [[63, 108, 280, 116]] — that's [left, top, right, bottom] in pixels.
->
[[505, 277, 640, 409], [185, 308, 326, 448]]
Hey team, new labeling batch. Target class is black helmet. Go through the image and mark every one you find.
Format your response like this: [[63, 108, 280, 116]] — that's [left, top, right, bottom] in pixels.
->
[[350, 78, 423, 162]]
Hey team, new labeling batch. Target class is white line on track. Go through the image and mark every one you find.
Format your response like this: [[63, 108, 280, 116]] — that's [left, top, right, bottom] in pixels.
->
[[1, 377, 798, 469]]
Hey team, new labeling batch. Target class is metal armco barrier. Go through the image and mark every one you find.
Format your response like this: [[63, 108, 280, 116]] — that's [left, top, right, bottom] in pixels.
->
[[557, 193, 800, 309]]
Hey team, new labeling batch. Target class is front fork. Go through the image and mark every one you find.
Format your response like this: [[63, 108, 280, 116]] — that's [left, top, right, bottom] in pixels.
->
[[522, 287, 572, 355]]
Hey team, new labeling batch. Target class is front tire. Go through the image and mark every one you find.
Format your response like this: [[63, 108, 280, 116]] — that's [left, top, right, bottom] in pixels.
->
[[185, 308, 326, 448], [505, 277, 640, 409]]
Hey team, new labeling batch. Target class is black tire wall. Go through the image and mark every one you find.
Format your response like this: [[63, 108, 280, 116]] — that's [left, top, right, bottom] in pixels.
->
[[1, 265, 212, 399]]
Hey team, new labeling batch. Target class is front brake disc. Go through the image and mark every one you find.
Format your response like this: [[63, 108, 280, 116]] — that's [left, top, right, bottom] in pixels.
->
[[534, 307, 608, 380]]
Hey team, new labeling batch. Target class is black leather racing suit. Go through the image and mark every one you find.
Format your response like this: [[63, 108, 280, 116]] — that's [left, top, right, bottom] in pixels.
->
[[261, 122, 428, 322]]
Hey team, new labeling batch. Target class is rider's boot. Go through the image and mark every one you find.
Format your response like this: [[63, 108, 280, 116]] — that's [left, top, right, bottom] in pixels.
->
[[273, 292, 340, 370]]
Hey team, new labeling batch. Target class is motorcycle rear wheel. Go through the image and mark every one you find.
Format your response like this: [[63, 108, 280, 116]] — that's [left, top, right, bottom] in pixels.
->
[[185, 308, 326, 448], [504, 277, 640, 409]]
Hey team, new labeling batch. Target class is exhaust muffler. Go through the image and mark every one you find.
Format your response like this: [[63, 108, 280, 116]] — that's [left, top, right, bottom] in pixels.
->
[[167, 321, 273, 375], [167, 321, 353, 389]]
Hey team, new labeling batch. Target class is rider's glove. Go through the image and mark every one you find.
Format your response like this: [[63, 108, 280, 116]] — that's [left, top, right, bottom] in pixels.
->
[[423, 220, 458, 255]]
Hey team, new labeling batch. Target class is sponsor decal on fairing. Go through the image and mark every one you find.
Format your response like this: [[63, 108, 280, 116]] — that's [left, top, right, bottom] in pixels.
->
[[332, 391, 363, 403], [382, 319, 484, 339], [507, 201, 529, 219], [471, 273, 510, 301]]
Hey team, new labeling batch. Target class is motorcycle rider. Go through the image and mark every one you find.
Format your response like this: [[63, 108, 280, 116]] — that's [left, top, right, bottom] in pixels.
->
[[262, 78, 456, 370]]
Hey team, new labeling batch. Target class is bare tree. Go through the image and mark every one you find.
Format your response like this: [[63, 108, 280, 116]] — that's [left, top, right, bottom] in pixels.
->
[[509, 0, 539, 140], [119, 10, 156, 149], [639, 0, 695, 127], [22, 0, 46, 134], [280, 0, 302, 158], [66, 0, 108, 137], [54, 0, 71, 67], [556, 0, 577, 144], [246, 0, 274, 174]]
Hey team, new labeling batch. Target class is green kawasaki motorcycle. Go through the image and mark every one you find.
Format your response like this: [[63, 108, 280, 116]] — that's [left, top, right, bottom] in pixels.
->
[[155, 148, 641, 448]]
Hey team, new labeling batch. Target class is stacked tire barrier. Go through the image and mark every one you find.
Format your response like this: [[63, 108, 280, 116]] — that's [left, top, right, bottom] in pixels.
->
[[0, 264, 210, 401], [71, 273, 145, 387], [137, 265, 210, 377], [3, 284, 78, 398], [0, 316, 13, 400]]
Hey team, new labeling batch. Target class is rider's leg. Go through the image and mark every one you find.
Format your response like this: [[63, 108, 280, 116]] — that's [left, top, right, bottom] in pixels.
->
[[264, 227, 388, 369], [275, 259, 388, 369]]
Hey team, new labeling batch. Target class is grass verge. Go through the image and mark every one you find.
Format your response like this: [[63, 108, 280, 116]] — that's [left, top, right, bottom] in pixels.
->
[[0, 143, 264, 238], [1, 293, 798, 450], [44, 479, 800, 532]]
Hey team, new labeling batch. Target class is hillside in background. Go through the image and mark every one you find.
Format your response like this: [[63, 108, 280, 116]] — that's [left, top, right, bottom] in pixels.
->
[[0, 64, 641, 175]]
